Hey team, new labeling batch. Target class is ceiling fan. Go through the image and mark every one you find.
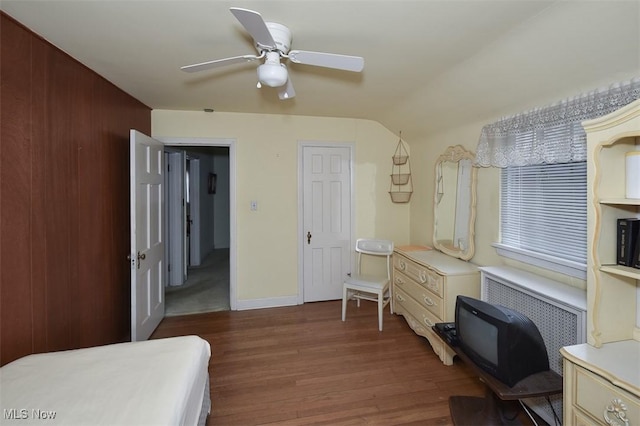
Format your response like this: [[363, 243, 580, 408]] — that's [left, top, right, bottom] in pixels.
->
[[180, 7, 365, 100]]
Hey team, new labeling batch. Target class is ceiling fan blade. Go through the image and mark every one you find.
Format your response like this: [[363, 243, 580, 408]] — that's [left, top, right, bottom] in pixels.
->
[[181, 55, 260, 73], [278, 74, 296, 100], [229, 7, 276, 50], [287, 50, 364, 72]]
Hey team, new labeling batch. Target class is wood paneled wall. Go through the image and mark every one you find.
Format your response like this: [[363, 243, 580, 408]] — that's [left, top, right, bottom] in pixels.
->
[[0, 13, 151, 366]]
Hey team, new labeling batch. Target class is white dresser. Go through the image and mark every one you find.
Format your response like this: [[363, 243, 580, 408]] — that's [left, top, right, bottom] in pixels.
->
[[392, 247, 479, 365], [561, 342, 640, 425]]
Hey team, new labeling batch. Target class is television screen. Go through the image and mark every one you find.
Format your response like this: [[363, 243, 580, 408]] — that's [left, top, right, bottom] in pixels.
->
[[455, 296, 549, 387], [457, 306, 498, 365]]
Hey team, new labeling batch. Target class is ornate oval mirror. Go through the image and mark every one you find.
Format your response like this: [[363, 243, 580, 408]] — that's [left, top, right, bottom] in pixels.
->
[[433, 145, 477, 260]]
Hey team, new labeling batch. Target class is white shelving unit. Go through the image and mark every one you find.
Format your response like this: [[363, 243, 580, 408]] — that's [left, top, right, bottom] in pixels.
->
[[584, 104, 640, 346], [561, 99, 640, 425]]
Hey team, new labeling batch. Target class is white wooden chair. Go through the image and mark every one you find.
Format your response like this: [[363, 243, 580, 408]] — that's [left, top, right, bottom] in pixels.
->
[[341, 238, 394, 331]]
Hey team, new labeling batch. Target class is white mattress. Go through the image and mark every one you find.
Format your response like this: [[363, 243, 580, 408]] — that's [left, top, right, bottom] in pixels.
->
[[0, 335, 211, 426]]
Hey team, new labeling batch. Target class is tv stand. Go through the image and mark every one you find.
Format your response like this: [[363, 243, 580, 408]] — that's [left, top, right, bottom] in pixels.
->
[[434, 326, 562, 425], [449, 392, 521, 426]]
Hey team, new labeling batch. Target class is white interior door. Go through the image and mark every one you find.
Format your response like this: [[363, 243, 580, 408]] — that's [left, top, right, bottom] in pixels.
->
[[302, 145, 352, 302], [167, 151, 186, 285], [188, 158, 201, 266], [130, 130, 165, 341]]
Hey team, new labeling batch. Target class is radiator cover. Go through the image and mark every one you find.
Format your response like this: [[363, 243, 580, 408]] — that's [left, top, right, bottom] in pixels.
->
[[480, 266, 587, 425]]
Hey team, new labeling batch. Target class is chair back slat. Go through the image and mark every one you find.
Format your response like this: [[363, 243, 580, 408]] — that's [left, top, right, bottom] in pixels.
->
[[354, 238, 393, 279], [355, 239, 394, 255]]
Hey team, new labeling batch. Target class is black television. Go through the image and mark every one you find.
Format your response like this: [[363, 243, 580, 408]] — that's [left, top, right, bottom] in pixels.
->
[[455, 295, 550, 387]]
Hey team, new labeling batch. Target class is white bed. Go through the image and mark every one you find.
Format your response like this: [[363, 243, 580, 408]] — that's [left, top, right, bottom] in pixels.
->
[[0, 335, 211, 426]]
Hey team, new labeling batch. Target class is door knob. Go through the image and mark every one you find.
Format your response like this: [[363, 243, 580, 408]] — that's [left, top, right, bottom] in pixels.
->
[[137, 251, 146, 269]]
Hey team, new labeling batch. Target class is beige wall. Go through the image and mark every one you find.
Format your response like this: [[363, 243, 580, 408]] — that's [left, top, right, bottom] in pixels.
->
[[153, 92, 598, 306], [152, 110, 410, 304]]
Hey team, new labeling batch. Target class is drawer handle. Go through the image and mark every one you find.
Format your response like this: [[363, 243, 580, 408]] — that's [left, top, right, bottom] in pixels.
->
[[423, 295, 435, 306], [395, 277, 404, 285], [398, 261, 406, 271], [419, 272, 427, 283], [395, 294, 405, 302], [604, 398, 629, 426], [423, 317, 434, 327]]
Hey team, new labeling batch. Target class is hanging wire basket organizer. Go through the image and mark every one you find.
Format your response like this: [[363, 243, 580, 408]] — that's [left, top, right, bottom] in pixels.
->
[[393, 155, 408, 165], [389, 190, 412, 203], [391, 173, 411, 185], [389, 132, 413, 203]]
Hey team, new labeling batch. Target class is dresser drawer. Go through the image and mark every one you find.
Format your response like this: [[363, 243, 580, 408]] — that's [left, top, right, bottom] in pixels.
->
[[394, 287, 440, 329], [394, 302, 430, 337], [570, 409, 600, 426], [392, 249, 479, 366], [394, 255, 444, 298], [395, 303, 445, 357], [574, 365, 640, 425], [393, 270, 444, 320]]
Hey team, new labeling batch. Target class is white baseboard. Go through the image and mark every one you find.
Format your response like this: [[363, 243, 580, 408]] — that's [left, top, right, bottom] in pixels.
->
[[235, 296, 299, 311]]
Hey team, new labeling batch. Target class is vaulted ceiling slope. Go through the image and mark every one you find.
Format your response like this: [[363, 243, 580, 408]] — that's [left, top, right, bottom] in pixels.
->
[[2, 1, 638, 141]]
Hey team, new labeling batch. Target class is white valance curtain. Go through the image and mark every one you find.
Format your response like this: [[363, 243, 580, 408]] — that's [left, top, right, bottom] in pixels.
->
[[476, 78, 640, 167]]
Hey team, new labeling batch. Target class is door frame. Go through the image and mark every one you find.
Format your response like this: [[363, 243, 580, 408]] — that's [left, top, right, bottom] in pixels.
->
[[158, 137, 237, 311], [297, 141, 355, 304]]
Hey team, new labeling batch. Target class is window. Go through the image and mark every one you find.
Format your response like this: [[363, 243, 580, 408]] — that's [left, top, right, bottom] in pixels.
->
[[476, 78, 639, 279], [495, 162, 587, 278]]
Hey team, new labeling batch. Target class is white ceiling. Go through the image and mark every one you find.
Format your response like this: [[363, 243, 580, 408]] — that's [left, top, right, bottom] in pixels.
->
[[2, 0, 639, 141]]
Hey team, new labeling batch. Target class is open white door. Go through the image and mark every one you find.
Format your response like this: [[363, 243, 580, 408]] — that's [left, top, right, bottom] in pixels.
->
[[130, 130, 165, 341], [166, 151, 186, 286]]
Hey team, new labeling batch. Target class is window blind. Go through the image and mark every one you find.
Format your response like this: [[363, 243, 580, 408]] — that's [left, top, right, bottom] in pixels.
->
[[500, 162, 587, 266]]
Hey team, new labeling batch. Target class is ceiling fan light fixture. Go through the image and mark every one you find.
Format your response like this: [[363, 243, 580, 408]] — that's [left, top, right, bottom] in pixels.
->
[[181, 8, 364, 100], [257, 62, 288, 88]]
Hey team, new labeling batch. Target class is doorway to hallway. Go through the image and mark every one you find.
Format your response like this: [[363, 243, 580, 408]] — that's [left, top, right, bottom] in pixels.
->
[[165, 248, 230, 316], [164, 139, 235, 316]]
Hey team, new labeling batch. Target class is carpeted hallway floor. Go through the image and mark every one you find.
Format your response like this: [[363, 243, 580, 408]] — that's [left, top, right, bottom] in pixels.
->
[[165, 248, 230, 316]]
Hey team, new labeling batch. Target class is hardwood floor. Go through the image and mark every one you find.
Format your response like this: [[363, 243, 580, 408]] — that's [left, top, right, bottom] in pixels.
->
[[151, 300, 541, 425]]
